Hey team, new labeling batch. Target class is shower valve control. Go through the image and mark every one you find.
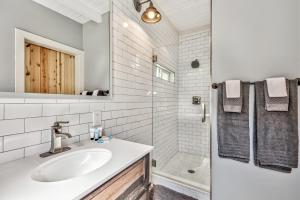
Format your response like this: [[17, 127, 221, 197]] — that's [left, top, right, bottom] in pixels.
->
[[192, 96, 201, 105]]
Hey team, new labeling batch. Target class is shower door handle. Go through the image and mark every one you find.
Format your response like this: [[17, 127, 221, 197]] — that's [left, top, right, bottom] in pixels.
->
[[201, 103, 206, 123]]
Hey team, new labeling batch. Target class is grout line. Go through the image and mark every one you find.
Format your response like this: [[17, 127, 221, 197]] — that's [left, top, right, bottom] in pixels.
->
[[41, 103, 44, 117], [1, 137, 3, 153], [2, 104, 4, 120]]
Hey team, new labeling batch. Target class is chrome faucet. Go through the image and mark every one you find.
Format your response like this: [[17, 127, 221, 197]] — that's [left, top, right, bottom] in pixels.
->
[[40, 121, 72, 158], [50, 121, 72, 153]]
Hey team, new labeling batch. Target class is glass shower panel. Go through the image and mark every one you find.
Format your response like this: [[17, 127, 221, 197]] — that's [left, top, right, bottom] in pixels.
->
[[152, 29, 211, 191], [152, 45, 178, 171]]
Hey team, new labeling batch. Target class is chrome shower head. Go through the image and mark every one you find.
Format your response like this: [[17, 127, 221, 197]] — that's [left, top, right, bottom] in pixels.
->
[[191, 59, 200, 68]]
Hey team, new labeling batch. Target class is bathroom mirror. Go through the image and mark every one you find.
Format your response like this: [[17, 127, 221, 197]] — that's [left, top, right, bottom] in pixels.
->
[[0, 0, 112, 98]]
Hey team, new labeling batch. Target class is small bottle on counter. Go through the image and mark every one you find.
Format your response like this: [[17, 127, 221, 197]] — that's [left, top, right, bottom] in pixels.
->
[[89, 128, 95, 140], [99, 127, 103, 138], [94, 128, 100, 141], [90, 126, 103, 142]]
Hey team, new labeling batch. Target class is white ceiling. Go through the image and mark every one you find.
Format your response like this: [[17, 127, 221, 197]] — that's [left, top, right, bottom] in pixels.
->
[[153, 0, 210, 32], [32, 0, 110, 24]]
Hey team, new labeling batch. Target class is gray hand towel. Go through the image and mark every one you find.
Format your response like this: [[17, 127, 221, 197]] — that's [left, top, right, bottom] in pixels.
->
[[254, 80, 298, 173], [218, 82, 250, 163], [264, 80, 289, 112], [223, 82, 243, 113]]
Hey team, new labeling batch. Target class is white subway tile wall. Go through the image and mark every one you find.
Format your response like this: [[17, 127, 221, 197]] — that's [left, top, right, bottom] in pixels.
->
[[153, 68, 179, 169], [0, 100, 96, 163], [148, 12, 179, 169], [42, 104, 70, 116], [0, 149, 24, 164], [0, 0, 179, 164], [178, 29, 211, 157], [41, 130, 51, 143], [5, 104, 42, 119], [113, 0, 179, 167], [0, 104, 4, 120], [0, 119, 24, 136], [25, 116, 57, 132], [4, 131, 41, 151], [0, 137, 3, 152], [25, 143, 51, 157], [80, 113, 93, 124], [57, 114, 80, 125], [70, 103, 90, 114]]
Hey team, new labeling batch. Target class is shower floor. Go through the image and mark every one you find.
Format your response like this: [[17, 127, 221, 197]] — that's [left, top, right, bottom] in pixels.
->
[[155, 152, 210, 191]]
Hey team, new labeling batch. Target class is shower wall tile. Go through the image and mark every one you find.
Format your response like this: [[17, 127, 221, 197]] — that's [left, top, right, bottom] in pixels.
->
[[113, 0, 179, 169], [153, 77, 179, 169], [178, 29, 211, 157], [0, 0, 178, 164]]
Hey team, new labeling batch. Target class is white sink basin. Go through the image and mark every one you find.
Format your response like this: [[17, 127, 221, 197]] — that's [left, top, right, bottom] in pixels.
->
[[31, 148, 112, 182]]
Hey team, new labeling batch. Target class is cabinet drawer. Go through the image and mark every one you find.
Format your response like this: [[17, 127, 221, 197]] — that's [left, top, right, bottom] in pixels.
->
[[83, 158, 146, 200]]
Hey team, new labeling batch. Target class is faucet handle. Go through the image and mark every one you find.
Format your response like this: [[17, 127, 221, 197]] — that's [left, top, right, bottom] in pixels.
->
[[56, 121, 69, 124], [53, 121, 69, 128]]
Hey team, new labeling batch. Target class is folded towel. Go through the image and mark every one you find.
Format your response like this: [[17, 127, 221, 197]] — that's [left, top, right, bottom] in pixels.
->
[[223, 82, 243, 113], [254, 80, 298, 173], [266, 77, 288, 97], [218, 82, 250, 163], [264, 80, 289, 111], [92, 90, 99, 96], [226, 80, 241, 98]]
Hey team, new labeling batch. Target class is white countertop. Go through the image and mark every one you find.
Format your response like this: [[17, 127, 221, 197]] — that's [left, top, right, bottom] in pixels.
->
[[0, 139, 153, 200]]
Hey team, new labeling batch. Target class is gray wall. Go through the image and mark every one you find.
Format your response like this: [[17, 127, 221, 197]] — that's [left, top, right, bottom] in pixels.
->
[[83, 12, 110, 91], [212, 0, 299, 83], [212, 0, 300, 200], [298, 1, 300, 66], [0, 0, 83, 92]]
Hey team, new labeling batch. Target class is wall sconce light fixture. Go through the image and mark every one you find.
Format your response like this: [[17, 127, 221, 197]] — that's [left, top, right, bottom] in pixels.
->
[[133, 0, 161, 24]]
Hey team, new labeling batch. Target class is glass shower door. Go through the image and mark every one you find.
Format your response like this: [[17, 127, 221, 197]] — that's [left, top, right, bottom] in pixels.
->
[[152, 28, 211, 192]]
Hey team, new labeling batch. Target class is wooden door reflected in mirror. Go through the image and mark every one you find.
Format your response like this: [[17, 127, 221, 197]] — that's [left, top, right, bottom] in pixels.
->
[[25, 42, 75, 95]]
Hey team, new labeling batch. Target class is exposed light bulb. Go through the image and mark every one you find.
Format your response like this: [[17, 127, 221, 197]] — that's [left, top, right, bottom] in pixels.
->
[[138, 1, 162, 24], [147, 11, 156, 19], [122, 22, 129, 28]]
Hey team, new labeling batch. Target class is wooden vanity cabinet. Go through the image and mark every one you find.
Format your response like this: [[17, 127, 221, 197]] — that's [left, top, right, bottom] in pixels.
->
[[82, 154, 150, 200]]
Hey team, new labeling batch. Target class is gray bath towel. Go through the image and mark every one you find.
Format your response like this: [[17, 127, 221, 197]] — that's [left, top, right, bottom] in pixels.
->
[[254, 80, 298, 173], [264, 80, 289, 111], [218, 82, 250, 163], [223, 83, 243, 113]]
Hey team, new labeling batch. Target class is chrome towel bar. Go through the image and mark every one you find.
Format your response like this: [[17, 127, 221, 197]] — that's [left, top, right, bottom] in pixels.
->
[[211, 78, 300, 89]]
